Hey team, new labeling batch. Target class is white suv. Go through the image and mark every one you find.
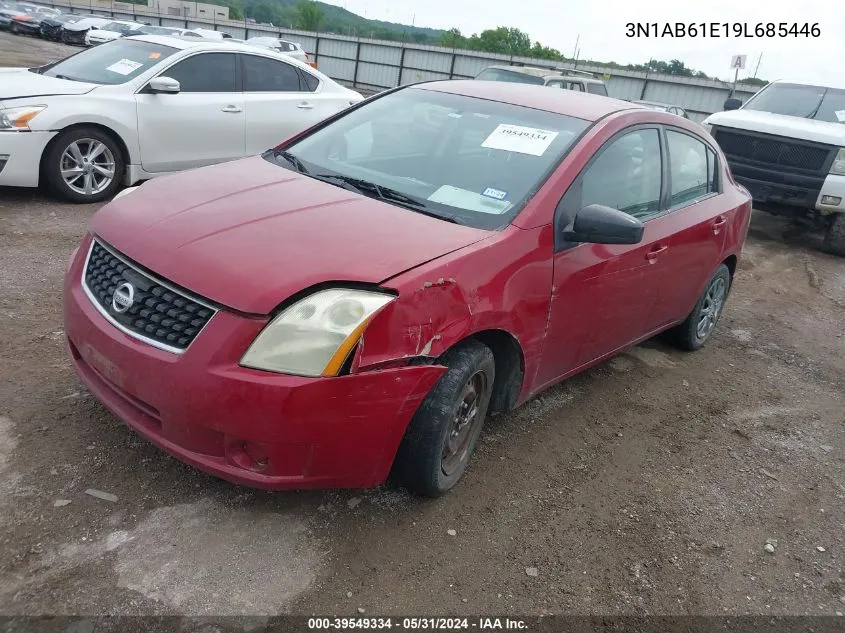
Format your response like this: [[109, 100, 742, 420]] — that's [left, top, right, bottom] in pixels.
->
[[703, 80, 845, 255]]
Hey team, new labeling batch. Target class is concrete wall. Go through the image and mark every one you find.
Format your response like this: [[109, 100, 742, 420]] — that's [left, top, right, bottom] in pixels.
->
[[48, 0, 762, 120]]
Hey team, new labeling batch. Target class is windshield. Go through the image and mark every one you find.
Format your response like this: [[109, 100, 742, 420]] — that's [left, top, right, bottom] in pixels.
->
[[269, 88, 589, 229], [139, 25, 173, 34], [475, 68, 545, 86], [742, 82, 845, 124], [42, 39, 177, 84]]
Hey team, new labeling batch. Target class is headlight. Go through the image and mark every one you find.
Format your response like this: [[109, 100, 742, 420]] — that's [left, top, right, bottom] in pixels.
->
[[0, 106, 46, 131], [240, 288, 395, 377], [831, 148, 845, 176]]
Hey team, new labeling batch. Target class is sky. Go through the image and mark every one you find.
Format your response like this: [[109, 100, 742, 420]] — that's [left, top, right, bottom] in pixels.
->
[[326, 0, 843, 85]]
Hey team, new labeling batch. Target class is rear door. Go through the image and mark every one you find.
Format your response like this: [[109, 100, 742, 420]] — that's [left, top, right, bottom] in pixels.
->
[[646, 127, 729, 327], [136, 52, 244, 173], [241, 53, 339, 153]]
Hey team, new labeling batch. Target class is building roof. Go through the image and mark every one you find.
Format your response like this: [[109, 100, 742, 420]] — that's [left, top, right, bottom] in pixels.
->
[[416, 79, 641, 121]]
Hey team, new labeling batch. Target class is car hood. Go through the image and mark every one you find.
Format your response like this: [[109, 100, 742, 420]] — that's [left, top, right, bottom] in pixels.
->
[[88, 29, 122, 39], [705, 109, 845, 145], [91, 156, 491, 315], [64, 19, 104, 31], [0, 68, 97, 102]]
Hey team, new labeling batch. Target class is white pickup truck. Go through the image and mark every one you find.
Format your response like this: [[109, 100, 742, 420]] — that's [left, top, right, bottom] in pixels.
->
[[702, 80, 845, 255]]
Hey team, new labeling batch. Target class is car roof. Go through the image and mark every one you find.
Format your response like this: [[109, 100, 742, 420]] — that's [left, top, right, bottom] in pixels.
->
[[416, 79, 640, 122], [126, 34, 328, 75], [482, 65, 605, 85], [634, 100, 676, 107], [769, 78, 845, 91]]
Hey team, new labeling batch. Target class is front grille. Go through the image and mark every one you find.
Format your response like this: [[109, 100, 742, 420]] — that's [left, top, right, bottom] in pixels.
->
[[83, 240, 216, 353], [713, 129, 832, 172]]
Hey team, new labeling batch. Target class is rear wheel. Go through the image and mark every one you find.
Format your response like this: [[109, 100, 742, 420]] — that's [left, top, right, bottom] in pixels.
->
[[394, 340, 495, 497], [822, 214, 845, 257], [668, 264, 731, 351], [44, 127, 124, 203]]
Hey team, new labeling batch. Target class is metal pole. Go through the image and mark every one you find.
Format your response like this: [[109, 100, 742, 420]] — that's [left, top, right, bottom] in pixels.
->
[[753, 52, 763, 79], [730, 65, 739, 97]]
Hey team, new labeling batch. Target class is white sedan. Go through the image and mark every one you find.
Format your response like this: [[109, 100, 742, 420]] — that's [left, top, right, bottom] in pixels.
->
[[85, 20, 144, 45], [0, 35, 364, 202]]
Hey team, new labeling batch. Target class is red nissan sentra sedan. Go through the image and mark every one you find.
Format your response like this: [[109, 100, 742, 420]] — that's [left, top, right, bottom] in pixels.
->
[[63, 80, 752, 496]]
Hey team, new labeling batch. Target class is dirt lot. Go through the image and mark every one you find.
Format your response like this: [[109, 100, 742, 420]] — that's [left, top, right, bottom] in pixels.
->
[[1, 30, 845, 622]]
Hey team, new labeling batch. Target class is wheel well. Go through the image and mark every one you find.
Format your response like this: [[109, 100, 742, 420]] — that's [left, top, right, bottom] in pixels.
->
[[722, 255, 738, 281], [40, 123, 131, 183], [463, 329, 524, 413]]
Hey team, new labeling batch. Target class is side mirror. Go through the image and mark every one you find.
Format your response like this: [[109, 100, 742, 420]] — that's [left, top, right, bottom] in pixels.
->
[[149, 76, 180, 94], [723, 97, 742, 111], [562, 204, 644, 245]]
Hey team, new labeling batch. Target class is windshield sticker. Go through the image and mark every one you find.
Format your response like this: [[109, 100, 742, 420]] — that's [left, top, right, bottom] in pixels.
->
[[835, 110, 845, 122], [482, 187, 508, 200], [105, 58, 143, 76], [148, 52, 162, 60], [481, 124, 559, 156], [447, 112, 462, 118], [428, 185, 512, 215]]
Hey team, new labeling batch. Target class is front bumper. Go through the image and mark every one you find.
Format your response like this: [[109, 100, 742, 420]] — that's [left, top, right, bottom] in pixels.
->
[[62, 28, 88, 44], [0, 130, 55, 187], [63, 235, 445, 490]]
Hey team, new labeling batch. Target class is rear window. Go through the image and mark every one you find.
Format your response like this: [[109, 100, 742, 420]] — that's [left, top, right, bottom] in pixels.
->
[[586, 83, 607, 96], [475, 68, 545, 86], [42, 39, 177, 85]]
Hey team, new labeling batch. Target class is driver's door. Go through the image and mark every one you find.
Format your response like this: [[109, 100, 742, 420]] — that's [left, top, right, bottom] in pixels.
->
[[535, 126, 675, 387], [135, 52, 245, 173]]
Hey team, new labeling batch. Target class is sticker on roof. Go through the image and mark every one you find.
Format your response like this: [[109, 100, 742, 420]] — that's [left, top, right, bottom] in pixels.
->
[[105, 58, 143, 76], [481, 124, 558, 156]]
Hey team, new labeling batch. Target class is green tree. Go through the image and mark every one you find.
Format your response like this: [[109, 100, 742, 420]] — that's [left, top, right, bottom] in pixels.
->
[[439, 27, 465, 49], [296, 0, 323, 31], [469, 27, 532, 56], [251, 1, 276, 24]]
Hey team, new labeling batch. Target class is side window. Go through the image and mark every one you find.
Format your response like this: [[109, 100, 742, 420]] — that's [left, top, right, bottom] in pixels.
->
[[546, 80, 564, 89], [666, 130, 714, 208], [579, 128, 663, 219], [242, 55, 302, 92], [161, 53, 236, 93], [706, 146, 719, 192], [567, 82, 584, 92], [299, 69, 320, 92]]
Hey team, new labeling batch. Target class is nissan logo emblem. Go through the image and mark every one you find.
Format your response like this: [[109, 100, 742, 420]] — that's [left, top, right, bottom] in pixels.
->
[[111, 282, 135, 314]]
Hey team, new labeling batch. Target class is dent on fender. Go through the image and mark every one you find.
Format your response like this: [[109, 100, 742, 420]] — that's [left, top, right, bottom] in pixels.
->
[[356, 276, 474, 370]]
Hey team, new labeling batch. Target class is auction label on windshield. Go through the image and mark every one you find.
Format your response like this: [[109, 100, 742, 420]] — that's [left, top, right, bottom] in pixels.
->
[[481, 125, 558, 156]]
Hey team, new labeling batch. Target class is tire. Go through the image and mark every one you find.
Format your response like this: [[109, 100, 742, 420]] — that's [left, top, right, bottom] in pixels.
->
[[668, 264, 731, 351], [44, 127, 125, 204], [822, 214, 845, 257], [394, 340, 496, 497]]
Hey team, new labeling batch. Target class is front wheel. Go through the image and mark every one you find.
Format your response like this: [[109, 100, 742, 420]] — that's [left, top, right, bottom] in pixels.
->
[[44, 127, 125, 203], [668, 264, 731, 351], [822, 214, 845, 257], [394, 340, 496, 497]]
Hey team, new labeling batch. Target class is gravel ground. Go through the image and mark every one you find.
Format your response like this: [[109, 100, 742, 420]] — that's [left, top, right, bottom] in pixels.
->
[[1, 30, 845, 622]]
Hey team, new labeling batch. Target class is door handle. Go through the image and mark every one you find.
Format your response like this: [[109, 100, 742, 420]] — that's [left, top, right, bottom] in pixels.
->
[[221, 105, 242, 113], [712, 215, 728, 234], [646, 245, 668, 262], [297, 102, 314, 109]]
